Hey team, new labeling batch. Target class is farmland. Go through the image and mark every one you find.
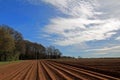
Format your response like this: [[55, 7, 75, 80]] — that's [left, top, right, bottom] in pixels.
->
[[0, 59, 120, 80]]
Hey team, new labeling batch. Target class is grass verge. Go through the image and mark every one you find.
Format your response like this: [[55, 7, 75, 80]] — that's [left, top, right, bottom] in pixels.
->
[[0, 60, 23, 66]]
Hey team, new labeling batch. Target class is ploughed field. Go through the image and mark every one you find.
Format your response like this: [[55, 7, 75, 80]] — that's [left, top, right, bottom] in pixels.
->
[[0, 59, 120, 80]]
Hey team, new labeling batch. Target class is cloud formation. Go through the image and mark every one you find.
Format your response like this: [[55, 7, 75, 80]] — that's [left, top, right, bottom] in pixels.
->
[[116, 36, 120, 41], [43, 0, 99, 18], [20, 0, 120, 57], [85, 45, 120, 55], [42, 0, 120, 46]]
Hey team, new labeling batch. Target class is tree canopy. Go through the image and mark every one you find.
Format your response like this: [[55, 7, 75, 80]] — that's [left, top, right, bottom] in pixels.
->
[[0, 25, 62, 61]]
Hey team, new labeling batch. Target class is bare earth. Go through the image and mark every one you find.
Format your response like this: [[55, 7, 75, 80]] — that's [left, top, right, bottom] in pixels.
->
[[0, 59, 120, 80]]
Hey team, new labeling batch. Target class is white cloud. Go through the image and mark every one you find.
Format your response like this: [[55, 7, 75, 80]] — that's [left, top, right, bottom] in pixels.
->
[[97, 0, 120, 19], [44, 18, 120, 46], [116, 36, 120, 40], [85, 45, 120, 55], [43, 0, 99, 18], [24, 0, 120, 18], [41, 0, 120, 46], [86, 46, 120, 52]]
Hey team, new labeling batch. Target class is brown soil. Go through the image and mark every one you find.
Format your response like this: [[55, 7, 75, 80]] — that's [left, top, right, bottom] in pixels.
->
[[0, 59, 120, 80]]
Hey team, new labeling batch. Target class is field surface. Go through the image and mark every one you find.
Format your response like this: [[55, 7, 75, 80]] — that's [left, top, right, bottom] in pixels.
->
[[0, 59, 120, 80]]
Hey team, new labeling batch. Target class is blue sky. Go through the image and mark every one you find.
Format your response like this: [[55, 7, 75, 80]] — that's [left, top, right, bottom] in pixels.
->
[[0, 0, 120, 58]]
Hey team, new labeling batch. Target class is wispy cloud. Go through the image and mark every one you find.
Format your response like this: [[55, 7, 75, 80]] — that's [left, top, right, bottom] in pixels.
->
[[85, 45, 120, 55], [43, 0, 99, 18], [86, 45, 120, 52], [44, 18, 119, 46], [42, 0, 120, 46], [115, 36, 120, 41], [97, 0, 120, 19]]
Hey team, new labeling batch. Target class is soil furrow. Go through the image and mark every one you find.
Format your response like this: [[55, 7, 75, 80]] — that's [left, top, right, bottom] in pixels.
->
[[45, 61, 89, 80], [44, 61, 75, 80], [41, 61, 58, 80], [1, 62, 30, 80], [49, 61, 114, 80], [0, 60, 119, 80]]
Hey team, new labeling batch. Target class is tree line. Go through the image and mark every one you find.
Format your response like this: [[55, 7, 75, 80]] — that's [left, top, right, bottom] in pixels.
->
[[0, 25, 62, 61]]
